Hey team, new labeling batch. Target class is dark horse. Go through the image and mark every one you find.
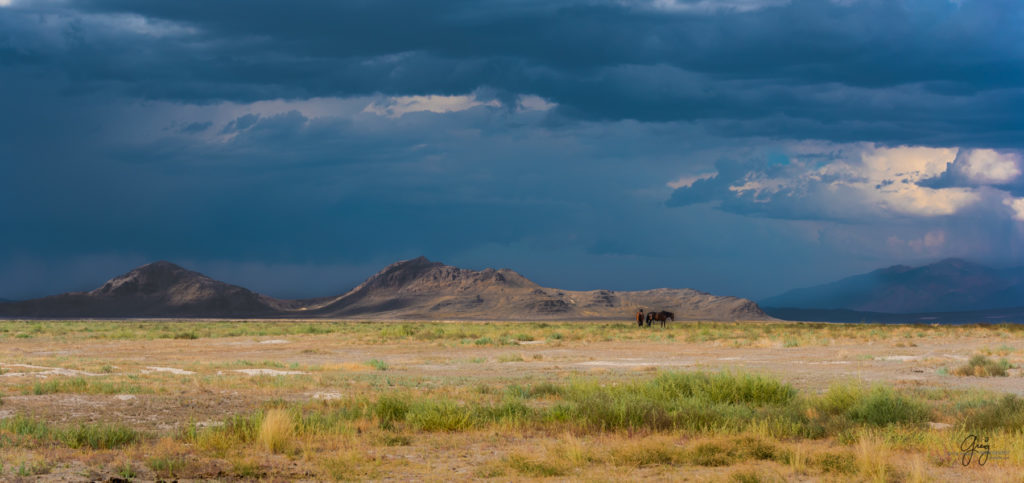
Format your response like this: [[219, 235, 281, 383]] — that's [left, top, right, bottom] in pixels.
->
[[648, 311, 675, 327]]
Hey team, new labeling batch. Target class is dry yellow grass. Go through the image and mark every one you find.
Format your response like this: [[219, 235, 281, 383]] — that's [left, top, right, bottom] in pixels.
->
[[855, 431, 891, 483], [259, 409, 294, 454]]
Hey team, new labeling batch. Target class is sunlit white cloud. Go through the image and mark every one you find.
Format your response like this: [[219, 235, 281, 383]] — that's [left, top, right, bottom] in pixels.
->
[[667, 172, 715, 189], [957, 149, 1021, 184], [363, 95, 501, 118], [645, 0, 789, 13], [517, 95, 556, 112], [1005, 197, 1024, 222], [671, 143, 988, 219]]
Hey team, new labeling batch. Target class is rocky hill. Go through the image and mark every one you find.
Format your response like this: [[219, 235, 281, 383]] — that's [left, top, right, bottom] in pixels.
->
[[0, 261, 284, 318], [304, 257, 767, 320], [0, 257, 770, 320]]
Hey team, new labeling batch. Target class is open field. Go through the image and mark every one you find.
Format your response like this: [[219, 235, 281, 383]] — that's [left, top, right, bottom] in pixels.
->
[[1, 320, 1023, 481]]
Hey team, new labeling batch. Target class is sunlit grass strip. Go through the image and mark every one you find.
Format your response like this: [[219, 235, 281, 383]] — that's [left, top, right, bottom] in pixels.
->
[[25, 377, 151, 396], [0, 415, 143, 449], [175, 370, 1024, 450], [4, 320, 1024, 346]]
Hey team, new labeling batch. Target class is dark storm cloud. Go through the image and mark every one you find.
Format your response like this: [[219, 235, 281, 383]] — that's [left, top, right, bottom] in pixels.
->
[[3, 0, 1024, 300], [1, 0, 1021, 146], [219, 114, 260, 134], [178, 121, 211, 133]]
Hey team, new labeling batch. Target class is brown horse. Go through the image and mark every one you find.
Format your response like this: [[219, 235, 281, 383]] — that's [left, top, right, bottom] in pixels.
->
[[649, 311, 674, 328]]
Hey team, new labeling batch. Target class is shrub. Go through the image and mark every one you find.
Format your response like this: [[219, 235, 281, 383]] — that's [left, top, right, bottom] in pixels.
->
[[814, 451, 856, 474], [846, 387, 929, 426], [818, 382, 865, 415], [963, 394, 1024, 431], [954, 355, 1010, 377]]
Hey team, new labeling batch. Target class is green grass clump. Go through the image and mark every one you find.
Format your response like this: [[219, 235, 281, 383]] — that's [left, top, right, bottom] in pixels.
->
[[117, 461, 137, 479], [954, 355, 1011, 377], [59, 423, 141, 449], [374, 395, 410, 430], [817, 383, 929, 428], [406, 399, 474, 432], [505, 454, 567, 477], [29, 377, 147, 396], [148, 455, 187, 478], [365, 359, 390, 371], [379, 324, 418, 339], [0, 414, 53, 440], [548, 372, 797, 432], [845, 386, 929, 427], [0, 416, 140, 449], [729, 470, 765, 483]]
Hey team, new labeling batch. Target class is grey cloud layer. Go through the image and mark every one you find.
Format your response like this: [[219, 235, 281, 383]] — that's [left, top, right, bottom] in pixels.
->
[[2, 0, 1022, 146], [2, 0, 1024, 300]]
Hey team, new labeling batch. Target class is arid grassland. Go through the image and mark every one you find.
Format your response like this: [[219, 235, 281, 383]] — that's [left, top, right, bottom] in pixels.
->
[[1, 320, 1023, 481]]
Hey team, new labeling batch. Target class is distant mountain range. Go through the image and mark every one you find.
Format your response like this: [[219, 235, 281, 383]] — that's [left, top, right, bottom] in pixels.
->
[[761, 258, 1024, 323], [0, 257, 768, 321]]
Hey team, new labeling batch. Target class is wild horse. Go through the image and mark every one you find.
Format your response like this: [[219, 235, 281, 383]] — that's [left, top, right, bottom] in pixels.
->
[[646, 310, 675, 328]]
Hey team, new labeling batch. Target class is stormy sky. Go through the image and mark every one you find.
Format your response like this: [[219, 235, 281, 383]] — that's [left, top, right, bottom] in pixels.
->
[[1, 0, 1023, 300]]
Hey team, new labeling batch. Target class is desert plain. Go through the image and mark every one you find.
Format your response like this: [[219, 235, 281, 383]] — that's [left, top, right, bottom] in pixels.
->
[[1, 319, 1023, 482]]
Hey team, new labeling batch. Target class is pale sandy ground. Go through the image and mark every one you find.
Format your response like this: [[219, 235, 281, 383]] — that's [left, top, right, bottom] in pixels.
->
[[0, 322, 1022, 481]]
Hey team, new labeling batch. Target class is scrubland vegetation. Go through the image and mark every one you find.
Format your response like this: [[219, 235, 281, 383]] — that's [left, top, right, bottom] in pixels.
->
[[0, 320, 1022, 480], [1, 318, 1023, 345]]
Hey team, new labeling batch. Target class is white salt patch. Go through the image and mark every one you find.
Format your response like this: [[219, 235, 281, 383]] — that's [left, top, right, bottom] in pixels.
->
[[880, 355, 921, 361], [260, 339, 290, 344], [577, 360, 694, 367], [114, 394, 136, 401], [0, 363, 102, 377], [233, 369, 306, 376], [142, 366, 196, 375]]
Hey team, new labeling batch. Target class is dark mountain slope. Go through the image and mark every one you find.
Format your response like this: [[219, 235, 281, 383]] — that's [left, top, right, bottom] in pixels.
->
[[762, 258, 1024, 313], [0, 261, 282, 318]]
